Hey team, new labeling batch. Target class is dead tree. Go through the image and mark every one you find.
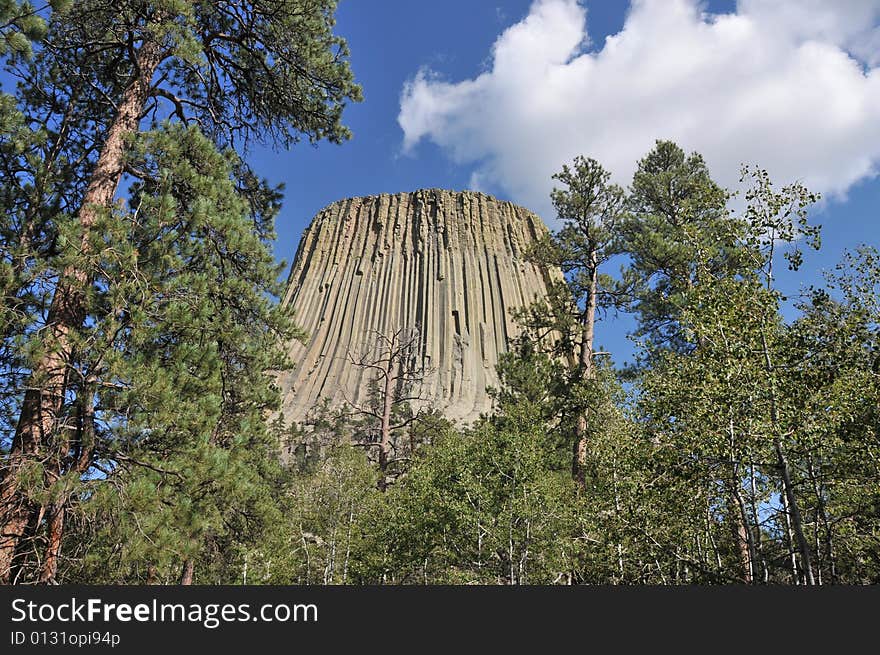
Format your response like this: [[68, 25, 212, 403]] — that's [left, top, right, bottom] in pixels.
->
[[346, 327, 429, 490]]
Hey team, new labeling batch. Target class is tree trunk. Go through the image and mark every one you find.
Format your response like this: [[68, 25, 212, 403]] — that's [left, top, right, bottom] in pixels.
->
[[179, 559, 194, 586], [38, 504, 65, 583], [378, 363, 395, 491], [806, 456, 837, 584], [728, 488, 753, 584], [0, 36, 164, 584], [572, 417, 589, 488], [779, 482, 800, 583], [0, 495, 32, 585], [572, 250, 598, 488], [36, 391, 94, 585], [774, 437, 815, 585], [726, 420, 753, 583], [759, 321, 815, 586], [760, 332, 815, 585], [748, 454, 769, 582]]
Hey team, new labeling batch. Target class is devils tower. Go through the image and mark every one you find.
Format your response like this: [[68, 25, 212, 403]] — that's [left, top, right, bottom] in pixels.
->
[[278, 189, 558, 424]]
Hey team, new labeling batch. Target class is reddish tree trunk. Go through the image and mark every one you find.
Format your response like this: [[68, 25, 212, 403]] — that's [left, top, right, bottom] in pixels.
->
[[728, 491, 753, 584], [0, 36, 165, 584], [36, 393, 95, 584], [179, 559, 194, 586], [38, 504, 65, 583]]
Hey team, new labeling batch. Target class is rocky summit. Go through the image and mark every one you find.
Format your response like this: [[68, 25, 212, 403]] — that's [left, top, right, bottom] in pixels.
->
[[278, 189, 559, 424]]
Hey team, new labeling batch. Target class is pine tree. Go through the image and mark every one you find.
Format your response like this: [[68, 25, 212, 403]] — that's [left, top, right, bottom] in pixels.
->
[[345, 327, 429, 489], [1, 0, 360, 582], [518, 156, 627, 487], [622, 140, 747, 355], [28, 123, 301, 583]]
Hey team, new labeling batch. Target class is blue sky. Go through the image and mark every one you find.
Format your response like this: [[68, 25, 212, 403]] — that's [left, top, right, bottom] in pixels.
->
[[255, 0, 652, 262], [253, 0, 878, 366], [2, 1, 874, 365]]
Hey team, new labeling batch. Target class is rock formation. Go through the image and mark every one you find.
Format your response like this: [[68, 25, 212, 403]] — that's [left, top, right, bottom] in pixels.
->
[[278, 189, 558, 424]]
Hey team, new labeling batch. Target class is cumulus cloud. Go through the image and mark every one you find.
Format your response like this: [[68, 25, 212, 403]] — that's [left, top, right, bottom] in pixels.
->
[[398, 0, 880, 220]]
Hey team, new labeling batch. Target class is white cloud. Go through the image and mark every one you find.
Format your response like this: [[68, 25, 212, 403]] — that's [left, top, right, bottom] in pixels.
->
[[398, 0, 880, 221]]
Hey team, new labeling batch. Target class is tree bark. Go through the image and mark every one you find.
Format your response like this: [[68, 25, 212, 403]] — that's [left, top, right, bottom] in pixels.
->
[[774, 437, 815, 585], [726, 420, 754, 583], [806, 455, 837, 584], [37, 390, 94, 584], [179, 559, 194, 586], [38, 504, 65, 583], [378, 357, 395, 491], [572, 250, 598, 488], [728, 488, 753, 583], [0, 34, 165, 584], [759, 327, 815, 586]]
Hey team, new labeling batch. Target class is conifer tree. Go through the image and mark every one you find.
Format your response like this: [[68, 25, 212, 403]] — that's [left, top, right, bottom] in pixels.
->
[[1, 0, 360, 582], [622, 140, 748, 355], [518, 156, 626, 487]]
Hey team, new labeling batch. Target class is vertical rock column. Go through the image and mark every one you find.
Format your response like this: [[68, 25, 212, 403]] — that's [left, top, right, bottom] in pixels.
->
[[278, 189, 559, 424]]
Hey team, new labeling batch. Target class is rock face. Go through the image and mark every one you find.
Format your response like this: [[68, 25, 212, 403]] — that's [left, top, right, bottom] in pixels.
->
[[278, 189, 558, 424]]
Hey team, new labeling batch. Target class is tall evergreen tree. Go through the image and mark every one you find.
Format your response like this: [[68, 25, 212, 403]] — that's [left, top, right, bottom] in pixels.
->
[[518, 156, 626, 487], [1, 0, 360, 582], [623, 140, 748, 355]]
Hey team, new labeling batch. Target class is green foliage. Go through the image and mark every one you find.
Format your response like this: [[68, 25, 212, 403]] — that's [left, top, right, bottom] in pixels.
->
[[548, 155, 626, 285], [635, 275, 784, 581], [1, 0, 359, 583], [481, 141, 878, 585], [783, 248, 880, 582], [625, 163, 878, 584], [0, 1, 50, 58], [256, 441, 379, 584], [2, 0, 876, 588], [52, 123, 301, 583], [520, 155, 628, 360], [354, 409, 578, 584], [739, 164, 821, 279], [19, 0, 362, 147], [622, 140, 748, 354]]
